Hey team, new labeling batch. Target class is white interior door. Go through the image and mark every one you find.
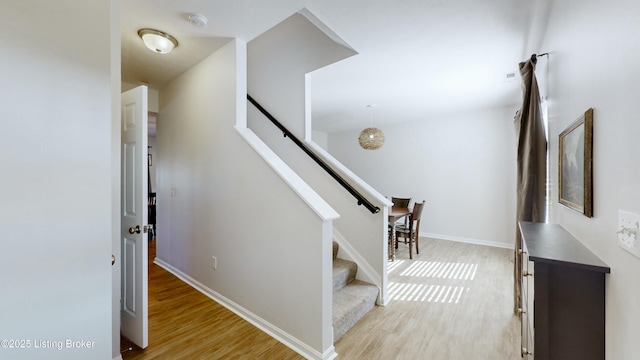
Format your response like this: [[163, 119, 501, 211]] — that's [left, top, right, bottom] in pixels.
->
[[121, 86, 149, 349]]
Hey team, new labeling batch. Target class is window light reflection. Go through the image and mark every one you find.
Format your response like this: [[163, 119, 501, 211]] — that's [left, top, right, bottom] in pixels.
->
[[400, 261, 478, 280], [386, 261, 478, 303], [388, 282, 468, 303], [387, 259, 405, 273]]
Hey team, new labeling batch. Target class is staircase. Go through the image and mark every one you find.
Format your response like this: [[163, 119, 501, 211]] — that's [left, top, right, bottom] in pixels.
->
[[332, 242, 379, 341]]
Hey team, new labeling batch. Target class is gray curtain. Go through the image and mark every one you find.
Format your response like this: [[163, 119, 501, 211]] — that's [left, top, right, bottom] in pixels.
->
[[513, 55, 547, 313]]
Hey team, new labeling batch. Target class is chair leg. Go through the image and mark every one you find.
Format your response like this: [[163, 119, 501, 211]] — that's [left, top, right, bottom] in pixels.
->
[[416, 235, 419, 254]]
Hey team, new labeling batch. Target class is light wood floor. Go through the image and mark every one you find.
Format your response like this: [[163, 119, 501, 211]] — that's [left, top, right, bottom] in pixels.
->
[[122, 238, 519, 359], [335, 238, 520, 360]]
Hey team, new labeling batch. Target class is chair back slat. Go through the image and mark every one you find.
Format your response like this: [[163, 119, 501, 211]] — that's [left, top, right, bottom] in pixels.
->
[[410, 201, 424, 222], [394, 200, 425, 260]]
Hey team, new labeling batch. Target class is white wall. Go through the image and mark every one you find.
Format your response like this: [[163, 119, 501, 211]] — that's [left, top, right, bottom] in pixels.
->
[[0, 1, 114, 359], [110, 0, 122, 358], [155, 40, 333, 358], [312, 129, 328, 150], [328, 106, 518, 248], [541, 1, 640, 358], [247, 12, 392, 306], [247, 13, 357, 137]]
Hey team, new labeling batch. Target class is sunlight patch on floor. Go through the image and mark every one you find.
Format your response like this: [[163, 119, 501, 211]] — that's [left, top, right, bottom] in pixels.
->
[[388, 282, 469, 303], [387, 259, 406, 273], [400, 261, 478, 280]]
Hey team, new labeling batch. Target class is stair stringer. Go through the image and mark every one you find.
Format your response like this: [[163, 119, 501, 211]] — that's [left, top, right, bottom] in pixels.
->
[[332, 229, 388, 306]]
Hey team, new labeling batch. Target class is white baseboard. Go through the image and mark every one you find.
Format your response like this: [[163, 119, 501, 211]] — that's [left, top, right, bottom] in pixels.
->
[[321, 345, 338, 360], [153, 257, 337, 360], [422, 232, 514, 249], [112, 355, 123, 360]]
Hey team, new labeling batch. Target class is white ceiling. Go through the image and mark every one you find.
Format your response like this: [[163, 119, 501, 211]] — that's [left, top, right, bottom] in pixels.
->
[[121, 0, 549, 133]]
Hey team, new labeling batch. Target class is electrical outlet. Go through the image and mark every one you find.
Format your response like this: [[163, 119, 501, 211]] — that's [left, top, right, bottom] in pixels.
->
[[618, 210, 640, 259], [212, 256, 217, 270], [504, 72, 516, 83]]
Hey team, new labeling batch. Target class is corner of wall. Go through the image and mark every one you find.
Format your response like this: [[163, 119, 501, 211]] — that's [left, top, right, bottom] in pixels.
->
[[234, 38, 248, 129]]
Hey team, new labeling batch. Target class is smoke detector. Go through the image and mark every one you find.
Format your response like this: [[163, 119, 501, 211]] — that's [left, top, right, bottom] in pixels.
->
[[188, 14, 208, 27]]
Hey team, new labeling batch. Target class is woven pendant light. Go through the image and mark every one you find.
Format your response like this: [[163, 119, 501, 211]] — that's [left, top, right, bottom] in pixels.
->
[[358, 105, 384, 150], [358, 127, 385, 150]]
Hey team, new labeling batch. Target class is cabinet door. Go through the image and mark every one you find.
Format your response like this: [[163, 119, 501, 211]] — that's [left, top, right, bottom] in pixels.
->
[[520, 245, 530, 357], [526, 260, 535, 354], [520, 243, 529, 307], [520, 242, 535, 358], [521, 307, 529, 357]]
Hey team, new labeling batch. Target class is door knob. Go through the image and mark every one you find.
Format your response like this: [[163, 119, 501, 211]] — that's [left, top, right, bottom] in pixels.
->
[[128, 225, 141, 234], [112, 255, 115, 266]]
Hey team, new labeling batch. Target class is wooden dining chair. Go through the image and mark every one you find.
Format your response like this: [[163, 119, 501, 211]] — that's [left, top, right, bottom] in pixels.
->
[[396, 201, 425, 259]]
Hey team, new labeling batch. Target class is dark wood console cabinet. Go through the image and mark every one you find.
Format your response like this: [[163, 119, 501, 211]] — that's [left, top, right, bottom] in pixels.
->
[[518, 222, 610, 360]]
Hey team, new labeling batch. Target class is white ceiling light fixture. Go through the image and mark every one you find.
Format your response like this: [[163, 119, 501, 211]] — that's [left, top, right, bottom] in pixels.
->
[[358, 105, 385, 150], [138, 28, 178, 54]]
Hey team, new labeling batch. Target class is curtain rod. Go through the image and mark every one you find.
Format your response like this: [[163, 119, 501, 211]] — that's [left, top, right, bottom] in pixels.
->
[[531, 52, 549, 61]]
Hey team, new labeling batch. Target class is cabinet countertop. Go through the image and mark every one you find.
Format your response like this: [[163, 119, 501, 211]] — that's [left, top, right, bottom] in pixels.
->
[[519, 221, 610, 274]]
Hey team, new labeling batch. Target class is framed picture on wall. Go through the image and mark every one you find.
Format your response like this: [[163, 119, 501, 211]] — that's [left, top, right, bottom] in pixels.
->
[[558, 108, 593, 217]]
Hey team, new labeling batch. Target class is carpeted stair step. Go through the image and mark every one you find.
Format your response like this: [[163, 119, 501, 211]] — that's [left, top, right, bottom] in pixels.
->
[[332, 279, 379, 341], [332, 241, 379, 341], [332, 258, 357, 293]]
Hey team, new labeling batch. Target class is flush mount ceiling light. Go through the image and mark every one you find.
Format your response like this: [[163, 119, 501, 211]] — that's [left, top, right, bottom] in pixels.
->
[[358, 105, 385, 150], [138, 28, 178, 54]]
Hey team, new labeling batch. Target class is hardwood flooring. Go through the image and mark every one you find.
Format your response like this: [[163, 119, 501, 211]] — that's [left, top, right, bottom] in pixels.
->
[[122, 238, 519, 359], [334, 238, 520, 360], [120, 240, 303, 360]]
